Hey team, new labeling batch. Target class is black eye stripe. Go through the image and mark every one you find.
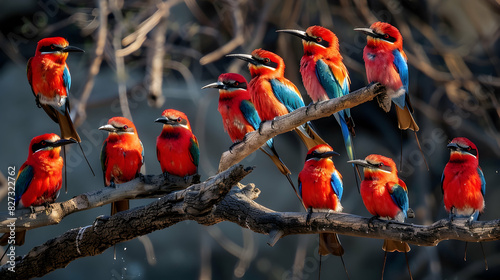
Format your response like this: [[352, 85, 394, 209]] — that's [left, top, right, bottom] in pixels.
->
[[39, 44, 63, 52]]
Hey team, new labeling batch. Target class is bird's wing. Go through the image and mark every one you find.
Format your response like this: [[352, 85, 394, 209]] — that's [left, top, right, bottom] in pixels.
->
[[15, 163, 34, 205], [63, 65, 71, 94], [269, 78, 305, 112], [392, 49, 409, 109], [478, 167, 486, 197], [298, 177, 303, 199], [240, 99, 261, 131], [189, 136, 200, 167], [388, 181, 409, 216], [315, 59, 344, 100], [330, 170, 343, 201], [27, 57, 35, 96], [100, 140, 108, 185]]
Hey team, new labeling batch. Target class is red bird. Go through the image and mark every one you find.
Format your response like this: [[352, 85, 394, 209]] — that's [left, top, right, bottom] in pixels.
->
[[442, 137, 485, 220], [27, 37, 94, 184], [227, 49, 326, 151], [155, 109, 199, 177], [99, 117, 144, 216], [202, 73, 302, 203], [27, 37, 84, 141], [298, 144, 344, 257], [0, 134, 75, 246], [349, 154, 412, 278]]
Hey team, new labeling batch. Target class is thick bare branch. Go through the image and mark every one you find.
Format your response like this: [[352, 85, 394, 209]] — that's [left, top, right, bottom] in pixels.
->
[[0, 173, 200, 233], [218, 83, 385, 172], [3, 168, 500, 279]]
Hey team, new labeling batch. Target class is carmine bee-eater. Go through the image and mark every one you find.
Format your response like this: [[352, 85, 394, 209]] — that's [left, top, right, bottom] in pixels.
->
[[155, 109, 199, 177], [27, 37, 94, 185], [202, 73, 303, 202], [227, 49, 327, 151], [298, 144, 346, 259], [355, 22, 427, 168], [277, 26, 355, 161], [442, 137, 487, 268], [99, 117, 144, 216], [0, 134, 75, 247], [349, 154, 412, 279]]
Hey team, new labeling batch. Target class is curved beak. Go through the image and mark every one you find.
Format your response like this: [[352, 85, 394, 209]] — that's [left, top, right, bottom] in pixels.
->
[[201, 81, 224, 90], [226, 53, 258, 65], [52, 138, 77, 147], [98, 124, 116, 132], [276, 29, 309, 40], [347, 159, 370, 167], [155, 116, 174, 125], [354, 27, 377, 38], [446, 142, 459, 150], [63, 45, 85, 53], [320, 151, 340, 158]]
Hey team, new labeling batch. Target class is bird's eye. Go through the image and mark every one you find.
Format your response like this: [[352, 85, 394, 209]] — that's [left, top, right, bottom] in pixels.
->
[[234, 81, 239, 86], [41, 141, 47, 145], [316, 37, 322, 42], [384, 34, 390, 39], [264, 58, 270, 63], [50, 45, 56, 50], [123, 125, 128, 129], [177, 117, 182, 122], [378, 163, 384, 167]]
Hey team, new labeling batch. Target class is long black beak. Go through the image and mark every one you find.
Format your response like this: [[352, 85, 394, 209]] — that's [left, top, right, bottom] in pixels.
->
[[63, 45, 85, 53], [354, 27, 378, 38], [347, 159, 370, 168], [52, 138, 77, 147], [226, 53, 259, 65], [201, 81, 224, 90], [446, 142, 459, 150], [98, 124, 116, 133], [155, 116, 175, 125], [320, 151, 340, 158], [276, 29, 309, 40]]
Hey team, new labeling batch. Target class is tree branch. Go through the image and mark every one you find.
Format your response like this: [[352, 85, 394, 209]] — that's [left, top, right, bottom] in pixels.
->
[[217, 83, 385, 172], [0, 173, 200, 233], [0, 165, 252, 279], [3, 166, 500, 279]]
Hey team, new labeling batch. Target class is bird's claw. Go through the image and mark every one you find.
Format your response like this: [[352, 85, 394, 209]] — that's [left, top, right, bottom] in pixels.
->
[[305, 207, 313, 226], [368, 216, 379, 229]]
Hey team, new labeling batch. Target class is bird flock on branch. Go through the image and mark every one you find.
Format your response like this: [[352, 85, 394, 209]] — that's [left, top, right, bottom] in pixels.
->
[[1, 21, 488, 280]]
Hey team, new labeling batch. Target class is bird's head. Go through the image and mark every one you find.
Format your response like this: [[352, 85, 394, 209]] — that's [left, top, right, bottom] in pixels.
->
[[155, 109, 192, 131], [305, 144, 339, 162], [354, 22, 403, 50], [29, 133, 76, 155], [99, 117, 137, 135], [348, 154, 398, 179], [34, 37, 84, 61], [227, 49, 284, 78], [201, 73, 248, 93], [277, 25, 339, 56], [447, 137, 479, 162]]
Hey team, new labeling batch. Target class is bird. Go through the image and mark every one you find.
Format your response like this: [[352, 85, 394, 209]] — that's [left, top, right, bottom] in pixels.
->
[[349, 154, 412, 279], [277, 25, 361, 190], [155, 109, 199, 177], [0, 133, 75, 247], [99, 117, 144, 216], [298, 144, 346, 257], [27, 37, 94, 187], [277, 26, 355, 161], [441, 137, 487, 269], [202, 73, 302, 203], [226, 49, 327, 151], [354, 22, 427, 168]]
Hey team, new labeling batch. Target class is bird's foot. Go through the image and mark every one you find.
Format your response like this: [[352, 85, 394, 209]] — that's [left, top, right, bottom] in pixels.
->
[[407, 208, 415, 219], [368, 216, 379, 229], [29, 206, 36, 214], [305, 207, 313, 226]]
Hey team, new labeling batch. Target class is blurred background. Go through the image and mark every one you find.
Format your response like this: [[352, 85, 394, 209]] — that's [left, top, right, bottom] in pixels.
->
[[0, 0, 499, 279]]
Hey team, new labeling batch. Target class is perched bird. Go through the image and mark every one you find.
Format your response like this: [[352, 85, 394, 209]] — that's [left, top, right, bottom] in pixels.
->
[[355, 22, 427, 169], [0, 134, 75, 246], [155, 109, 199, 177], [349, 154, 412, 279], [277, 26, 355, 161], [227, 49, 326, 151], [202, 73, 302, 201], [442, 137, 485, 220], [99, 117, 144, 216], [298, 144, 345, 257], [354, 22, 416, 131], [442, 137, 487, 269], [27, 37, 94, 185]]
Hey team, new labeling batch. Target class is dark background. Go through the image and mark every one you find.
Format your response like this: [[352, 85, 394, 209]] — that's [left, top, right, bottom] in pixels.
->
[[0, 0, 499, 279]]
